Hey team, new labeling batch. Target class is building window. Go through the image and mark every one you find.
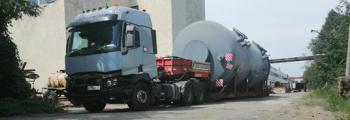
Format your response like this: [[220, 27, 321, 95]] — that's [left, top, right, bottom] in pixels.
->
[[29, 0, 55, 5]]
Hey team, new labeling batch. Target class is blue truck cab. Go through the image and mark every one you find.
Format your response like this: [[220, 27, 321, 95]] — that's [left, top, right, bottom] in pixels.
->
[[65, 6, 158, 112]]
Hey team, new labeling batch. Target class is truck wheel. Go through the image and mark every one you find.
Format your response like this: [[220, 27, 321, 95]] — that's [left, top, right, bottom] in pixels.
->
[[194, 87, 205, 105], [83, 102, 106, 113], [70, 100, 81, 107], [179, 84, 194, 106], [128, 82, 151, 110]]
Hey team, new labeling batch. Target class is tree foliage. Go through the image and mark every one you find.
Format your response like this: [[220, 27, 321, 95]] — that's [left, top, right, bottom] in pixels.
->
[[304, 3, 350, 88], [0, 0, 40, 99]]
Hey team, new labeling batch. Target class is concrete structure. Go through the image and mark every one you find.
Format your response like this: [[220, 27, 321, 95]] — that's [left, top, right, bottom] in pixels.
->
[[268, 67, 290, 87], [10, 0, 205, 90]]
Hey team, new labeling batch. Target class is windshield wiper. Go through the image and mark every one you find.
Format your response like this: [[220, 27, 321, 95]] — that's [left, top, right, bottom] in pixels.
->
[[68, 47, 92, 56], [97, 45, 116, 52], [69, 50, 83, 56]]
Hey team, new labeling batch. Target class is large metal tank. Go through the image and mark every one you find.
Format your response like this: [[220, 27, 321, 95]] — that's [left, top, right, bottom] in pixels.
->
[[173, 21, 270, 88]]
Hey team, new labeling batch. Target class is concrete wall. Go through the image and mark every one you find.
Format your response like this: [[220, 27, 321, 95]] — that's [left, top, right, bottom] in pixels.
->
[[138, 0, 205, 56], [137, 0, 173, 56], [10, 0, 66, 90], [171, 0, 205, 44]]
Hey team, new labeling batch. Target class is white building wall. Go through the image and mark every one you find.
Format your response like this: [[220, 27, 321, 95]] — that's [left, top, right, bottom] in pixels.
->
[[137, 0, 173, 56], [10, 0, 66, 90], [171, 0, 205, 44], [138, 0, 205, 56]]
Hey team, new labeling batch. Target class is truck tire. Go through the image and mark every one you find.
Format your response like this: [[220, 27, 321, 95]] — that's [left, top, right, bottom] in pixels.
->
[[179, 84, 194, 106], [128, 82, 151, 110], [70, 100, 81, 107], [83, 102, 106, 113], [194, 86, 205, 105]]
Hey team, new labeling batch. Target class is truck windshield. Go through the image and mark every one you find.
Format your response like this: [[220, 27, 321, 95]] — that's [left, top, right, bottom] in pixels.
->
[[67, 21, 122, 56]]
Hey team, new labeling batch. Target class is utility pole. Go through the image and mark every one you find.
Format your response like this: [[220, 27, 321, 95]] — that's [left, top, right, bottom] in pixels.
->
[[338, 1, 350, 97], [346, 0, 350, 76], [346, 23, 350, 76]]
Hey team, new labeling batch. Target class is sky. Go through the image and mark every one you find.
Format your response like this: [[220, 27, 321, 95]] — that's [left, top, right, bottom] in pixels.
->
[[205, 0, 338, 77]]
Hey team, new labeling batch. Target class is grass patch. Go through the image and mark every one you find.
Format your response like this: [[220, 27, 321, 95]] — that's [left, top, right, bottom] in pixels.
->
[[0, 97, 64, 117], [305, 86, 350, 120], [314, 87, 350, 111]]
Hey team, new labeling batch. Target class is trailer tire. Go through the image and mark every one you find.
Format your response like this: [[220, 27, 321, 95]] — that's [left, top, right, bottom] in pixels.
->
[[128, 82, 151, 110], [83, 102, 106, 113], [179, 84, 194, 106], [194, 87, 205, 105]]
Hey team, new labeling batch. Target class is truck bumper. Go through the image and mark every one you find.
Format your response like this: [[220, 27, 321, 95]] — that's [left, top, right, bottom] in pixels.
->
[[66, 71, 130, 103], [67, 86, 130, 103]]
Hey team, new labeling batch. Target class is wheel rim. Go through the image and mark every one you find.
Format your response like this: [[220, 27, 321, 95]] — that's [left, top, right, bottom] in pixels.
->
[[187, 88, 192, 102], [199, 91, 204, 101], [136, 90, 148, 103]]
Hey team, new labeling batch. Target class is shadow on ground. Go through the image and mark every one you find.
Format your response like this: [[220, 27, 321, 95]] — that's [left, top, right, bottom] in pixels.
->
[[70, 94, 286, 114], [2, 94, 291, 120]]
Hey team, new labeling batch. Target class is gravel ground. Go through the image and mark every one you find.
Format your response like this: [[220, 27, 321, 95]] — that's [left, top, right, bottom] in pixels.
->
[[2, 92, 335, 120]]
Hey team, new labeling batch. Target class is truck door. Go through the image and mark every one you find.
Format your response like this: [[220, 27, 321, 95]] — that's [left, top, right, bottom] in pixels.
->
[[121, 24, 142, 75]]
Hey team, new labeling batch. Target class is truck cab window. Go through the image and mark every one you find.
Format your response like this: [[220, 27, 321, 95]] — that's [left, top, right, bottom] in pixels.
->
[[67, 21, 122, 56], [124, 24, 140, 49], [134, 30, 140, 47]]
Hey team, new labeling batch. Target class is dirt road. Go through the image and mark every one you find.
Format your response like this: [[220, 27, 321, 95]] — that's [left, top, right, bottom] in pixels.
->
[[4, 92, 335, 120]]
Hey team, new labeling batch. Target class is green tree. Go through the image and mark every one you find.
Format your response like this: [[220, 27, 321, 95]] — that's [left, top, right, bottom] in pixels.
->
[[304, 7, 350, 88], [0, 0, 40, 99]]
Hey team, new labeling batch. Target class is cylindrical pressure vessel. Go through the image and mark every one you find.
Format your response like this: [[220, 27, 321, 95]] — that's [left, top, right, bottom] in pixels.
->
[[173, 21, 270, 88]]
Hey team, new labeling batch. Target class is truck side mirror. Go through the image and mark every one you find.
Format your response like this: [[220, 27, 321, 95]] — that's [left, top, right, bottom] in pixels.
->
[[125, 25, 135, 48]]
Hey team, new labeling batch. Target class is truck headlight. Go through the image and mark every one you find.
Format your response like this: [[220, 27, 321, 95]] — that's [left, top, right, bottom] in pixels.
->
[[105, 78, 118, 87], [106, 80, 113, 87], [112, 78, 118, 86]]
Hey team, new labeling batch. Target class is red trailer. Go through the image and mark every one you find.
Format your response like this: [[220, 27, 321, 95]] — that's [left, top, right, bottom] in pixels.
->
[[156, 56, 210, 80]]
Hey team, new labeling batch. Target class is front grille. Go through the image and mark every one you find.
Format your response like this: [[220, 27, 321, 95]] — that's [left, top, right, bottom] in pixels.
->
[[69, 78, 103, 95], [74, 78, 100, 86]]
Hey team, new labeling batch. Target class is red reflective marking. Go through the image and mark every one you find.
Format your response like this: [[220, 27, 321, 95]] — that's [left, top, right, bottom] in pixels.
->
[[225, 53, 233, 61]]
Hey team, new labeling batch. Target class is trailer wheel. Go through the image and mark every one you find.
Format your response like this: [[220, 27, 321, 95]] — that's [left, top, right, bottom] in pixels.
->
[[83, 102, 106, 113], [179, 84, 194, 106], [128, 82, 151, 110], [194, 86, 205, 105]]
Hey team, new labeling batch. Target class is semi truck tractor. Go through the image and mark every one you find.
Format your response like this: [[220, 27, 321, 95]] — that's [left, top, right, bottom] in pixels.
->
[[65, 6, 270, 112]]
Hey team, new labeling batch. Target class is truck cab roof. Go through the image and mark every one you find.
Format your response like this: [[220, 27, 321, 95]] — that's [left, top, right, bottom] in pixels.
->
[[67, 6, 152, 29]]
